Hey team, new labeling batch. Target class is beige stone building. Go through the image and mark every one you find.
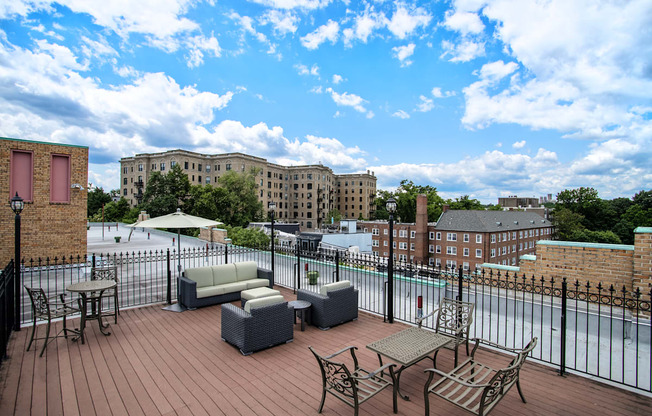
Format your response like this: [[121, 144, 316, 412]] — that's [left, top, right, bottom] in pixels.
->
[[120, 150, 376, 230], [1, 137, 88, 266]]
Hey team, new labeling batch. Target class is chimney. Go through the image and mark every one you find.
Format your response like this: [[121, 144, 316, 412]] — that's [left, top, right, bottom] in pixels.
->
[[442, 204, 449, 213]]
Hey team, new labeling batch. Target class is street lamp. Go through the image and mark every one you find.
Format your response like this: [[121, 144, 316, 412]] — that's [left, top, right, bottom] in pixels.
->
[[10, 192, 24, 331], [386, 197, 397, 323], [268, 201, 276, 277]]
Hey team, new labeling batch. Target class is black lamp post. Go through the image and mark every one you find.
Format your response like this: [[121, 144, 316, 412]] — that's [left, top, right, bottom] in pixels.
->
[[269, 201, 276, 277], [11, 192, 24, 331], [386, 197, 397, 324]]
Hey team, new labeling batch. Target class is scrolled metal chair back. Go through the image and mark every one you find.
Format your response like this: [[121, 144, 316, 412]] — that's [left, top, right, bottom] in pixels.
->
[[309, 346, 357, 400], [436, 298, 474, 335], [25, 287, 50, 319], [92, 266, 118, 283]]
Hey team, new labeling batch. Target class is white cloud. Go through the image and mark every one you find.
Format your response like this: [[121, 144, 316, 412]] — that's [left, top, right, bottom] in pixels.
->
[[512, 140, 526, 149], [442, 10, 485, 35], [185, 34, 221, 68], [300, 19, 339, 49], [342, 9, 386, 47], [392, 43, 415, 67], [392, 110, 410, 119], [386, 2, 432, 39], [441, 39, 485, 62], [325, 87, 373, 118], [415, 95, 434, 112], [431, 87, 455, 98], [332, 74, 343, 84], [295, 63, 319, 76], [230, 12, 269, 44], [248, 0, 332, 10], [259, 10, 299, 36]]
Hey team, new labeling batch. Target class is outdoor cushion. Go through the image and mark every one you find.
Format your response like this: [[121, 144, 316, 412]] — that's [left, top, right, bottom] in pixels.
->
[[185, 266, 215, 288], [245, 279, 271, 290], [241, 287, 280, 301], [320, 280, 352, 296], [212, 264, 238, 285], [234, 261, 258, 281], [244, 295, 285, 313]]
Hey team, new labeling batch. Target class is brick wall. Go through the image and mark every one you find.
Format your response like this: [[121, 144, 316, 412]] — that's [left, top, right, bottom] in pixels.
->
[[1, 138, 88, 266], [198, 227, 228, 244], [633, 227, 652, 293]]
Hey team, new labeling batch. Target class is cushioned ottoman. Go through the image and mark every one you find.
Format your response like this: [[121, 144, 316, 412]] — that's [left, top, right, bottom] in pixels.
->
[[241, 287, 281, 307]]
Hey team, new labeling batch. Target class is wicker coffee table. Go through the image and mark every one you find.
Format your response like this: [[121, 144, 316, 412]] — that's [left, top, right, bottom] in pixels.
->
[[366, 327, 452, 400]]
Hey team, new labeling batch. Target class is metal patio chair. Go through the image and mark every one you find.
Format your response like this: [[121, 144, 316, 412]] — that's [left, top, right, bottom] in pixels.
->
[[25, 286, 81, 357], [91, 265, 119, 323], [309, 345, 398, 416], [423, 337, 538, 416], [417, 297, 475, 367]]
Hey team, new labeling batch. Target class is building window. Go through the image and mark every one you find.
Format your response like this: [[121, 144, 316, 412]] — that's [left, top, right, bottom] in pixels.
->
[[447, 233, 457, 241], [399, 229, 407, 238], [123, 178, 128, 185], [436, 258, 441, 267], [398, 254, 407, 262], [446, 246, 457, 255], [123, 167, 128, 174], [307, 221, 312, 229], [123, 188, 127, 195], [241, 164, 245, 171], [436, 232, 441, 240], [436, 245, 441, 253], [399, 242, 407, 250], [476, 234, 482, 243], [205, 177, 211, 184], [410, 230, 416, 238], [198, 175, 202, 183], [463, 262, 470, 271], [463, 233, 469, 242], [384, 241, 388, 247], [138, 164, 143, 171], [160, 162, 165, 171], [50, 154, 70, 203], [491, 234, 496, 243], [463, 248, 469, 257], [446, 260, 457, 268], [429, 231, 435, 240], [410, 243, 415, 251], [476, 249, 482, 258], [536, 229, 539, 236], [502, 246, 507, 255], [429, 245, 434, 253], [205, 165, 210, 173], [226, 163, 231, 171], [372, 228, 379, 235], [372, 240, 379, 247], [184, 161, 189, 169], [10, 150, 34, 202], [491, 248, 495, 258]]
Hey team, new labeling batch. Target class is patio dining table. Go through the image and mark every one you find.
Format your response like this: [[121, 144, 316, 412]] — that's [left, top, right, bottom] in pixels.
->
[[66, 280, 117, 344], [366, 326, 452, 401]]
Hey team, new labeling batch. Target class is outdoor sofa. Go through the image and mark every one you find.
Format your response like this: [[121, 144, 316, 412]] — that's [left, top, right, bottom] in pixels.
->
[[297, 280, 358, 330], [221, 295, 294, 355], [179, 261, 273, 309]]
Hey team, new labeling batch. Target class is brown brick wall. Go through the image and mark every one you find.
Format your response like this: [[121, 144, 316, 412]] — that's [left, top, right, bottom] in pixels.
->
[[1, 138, 87, 266], [198, 227, 228, 244], [633, 229, 652, 293]]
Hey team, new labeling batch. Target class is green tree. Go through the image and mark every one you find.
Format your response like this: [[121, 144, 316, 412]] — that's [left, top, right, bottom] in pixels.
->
[[215, 169, 263, 227], [392, 180, 445, 222], [448, 195, 484, 210], [87, 186, 111, 217], [486, 204, 503, 211], [551, 207, 586, 240], [226, 226, 269, 248], [568, 229, 622, 244], [326, 208, 342, 223], [141, 164, 191, 218], [103, 198, 131, 222]]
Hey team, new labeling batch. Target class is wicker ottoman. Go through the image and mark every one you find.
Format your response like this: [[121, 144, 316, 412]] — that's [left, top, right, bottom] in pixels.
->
[[241, 287, 281, 307]]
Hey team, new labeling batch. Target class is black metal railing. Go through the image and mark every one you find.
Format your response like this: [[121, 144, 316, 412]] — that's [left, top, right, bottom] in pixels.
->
[[1, 260, 16, 361], [11, 244, 652, 393]]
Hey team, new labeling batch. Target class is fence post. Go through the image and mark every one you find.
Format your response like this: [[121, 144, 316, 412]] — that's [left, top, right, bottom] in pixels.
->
[[560, 278, 567, 376], [335, 250, 340, 282], [225, 245, 228, 264], [295, 245, 301, 293], [92, 254, 96, 269], [458, 265, 464, 301], [166, 249, 172, 304]]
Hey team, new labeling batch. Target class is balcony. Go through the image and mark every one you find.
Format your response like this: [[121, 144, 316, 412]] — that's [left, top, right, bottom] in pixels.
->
[[2, 284, 650, 416]]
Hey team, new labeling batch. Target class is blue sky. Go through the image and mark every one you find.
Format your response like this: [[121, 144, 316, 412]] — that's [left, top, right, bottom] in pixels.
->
[[1, 0, 651, 203]]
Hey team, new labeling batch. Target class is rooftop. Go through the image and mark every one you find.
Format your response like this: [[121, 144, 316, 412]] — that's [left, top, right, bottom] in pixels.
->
[[2, 286, 650, 416]]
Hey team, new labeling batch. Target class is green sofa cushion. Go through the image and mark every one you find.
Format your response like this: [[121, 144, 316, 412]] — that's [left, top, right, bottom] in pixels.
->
[[185, 266, 215, 288], [244, 295, 285, 313], [211, 264, 237, 285], [320, 280, 351, 296], [234, 261, 258, 281]]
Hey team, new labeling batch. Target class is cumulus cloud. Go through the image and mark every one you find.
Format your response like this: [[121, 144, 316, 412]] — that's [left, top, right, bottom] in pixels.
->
[[441, 39, 485, 62], [342, 8, 386, 47], [512, 140, 526, 149], [442, 10, 485, 35], [259, 9, 299, 36], [325, 87, 374, 118], [300, 20, 339, 50], [392, 110, 410, 119], [295, 63, 320, 76], [431, 87, 455, 98], [415, 95, 434, 112], [332, 74, 343, 84], [386, 2, 432, 39], [248, 0, 332, 10], [392, 43, 415, 67]]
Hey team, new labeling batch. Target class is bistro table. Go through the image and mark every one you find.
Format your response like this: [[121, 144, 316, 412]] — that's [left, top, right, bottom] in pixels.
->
[[288, 300, 311, 331], [66, 280, 117, 344], [366, 326, 452, 400]]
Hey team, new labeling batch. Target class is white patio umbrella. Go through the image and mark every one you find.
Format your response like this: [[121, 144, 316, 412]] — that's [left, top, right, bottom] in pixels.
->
[[132, 208, 222, 311]]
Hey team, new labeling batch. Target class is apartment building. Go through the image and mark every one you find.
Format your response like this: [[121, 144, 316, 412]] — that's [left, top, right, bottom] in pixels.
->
[[360, 196, 554, 270], [120, 150, 376, 230], [1, 137, 88, 266]]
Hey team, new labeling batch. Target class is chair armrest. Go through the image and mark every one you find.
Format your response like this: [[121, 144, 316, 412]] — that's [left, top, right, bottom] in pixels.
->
[[323, 345, 357, 360], [417, 307, 440, 328], [297, 289, 328, 303], [424, 368, 489, 389], [257, 267, 274, 286], [470, 338, 523, 354], [357, 363, 396, 380], [222, 303, 251, 320]]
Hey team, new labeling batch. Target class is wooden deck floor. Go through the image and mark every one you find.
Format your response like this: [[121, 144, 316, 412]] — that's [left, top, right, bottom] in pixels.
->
[[1, 287, 651, 416]]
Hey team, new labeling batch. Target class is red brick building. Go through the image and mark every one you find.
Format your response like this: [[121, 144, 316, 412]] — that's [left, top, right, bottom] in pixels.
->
[[359, 195, 554, 270], [1, 137, 88, 266]]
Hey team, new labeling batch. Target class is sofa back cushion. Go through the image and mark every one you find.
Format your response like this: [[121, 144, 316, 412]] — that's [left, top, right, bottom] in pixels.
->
[[234, 261, 258, 281], [244, 295, 285, 313], [211, 263, 238, 286], [320, 280, 352, 296], [185, 266, 215, 289]]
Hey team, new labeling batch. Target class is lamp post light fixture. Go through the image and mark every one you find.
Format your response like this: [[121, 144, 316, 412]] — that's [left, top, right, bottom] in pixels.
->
[[10, 192, 24, 331], [268, 201, 276, 277], [386, 197, 397, 324]]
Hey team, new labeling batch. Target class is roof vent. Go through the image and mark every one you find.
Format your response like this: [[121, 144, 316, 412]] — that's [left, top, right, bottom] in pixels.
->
[[496, 222, 502, 226], [541, 219, 545, 223], [530, 220, 535, 224], [514, 221, 518, 225]]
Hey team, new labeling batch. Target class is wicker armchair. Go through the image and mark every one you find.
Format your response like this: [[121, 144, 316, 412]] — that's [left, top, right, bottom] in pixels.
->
[[297, 281, 358, 330], [417, 297, 474, 366], [90, 266, 119, 323], [309, 345, 398, 416], [25, 286, 80, 357], [221, 296, 294, 355], [424, 337, 538, 416]]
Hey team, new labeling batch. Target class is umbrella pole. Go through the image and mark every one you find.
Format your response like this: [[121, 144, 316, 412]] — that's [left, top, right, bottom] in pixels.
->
[[177, 229, 181, 274]]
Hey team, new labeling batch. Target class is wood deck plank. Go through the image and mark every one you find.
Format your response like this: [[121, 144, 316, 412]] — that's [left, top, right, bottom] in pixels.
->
[[2, 286, 651, 416]]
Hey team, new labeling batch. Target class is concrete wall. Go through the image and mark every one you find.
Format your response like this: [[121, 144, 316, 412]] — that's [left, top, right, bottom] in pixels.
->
[[1, 137, 88, 266]]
